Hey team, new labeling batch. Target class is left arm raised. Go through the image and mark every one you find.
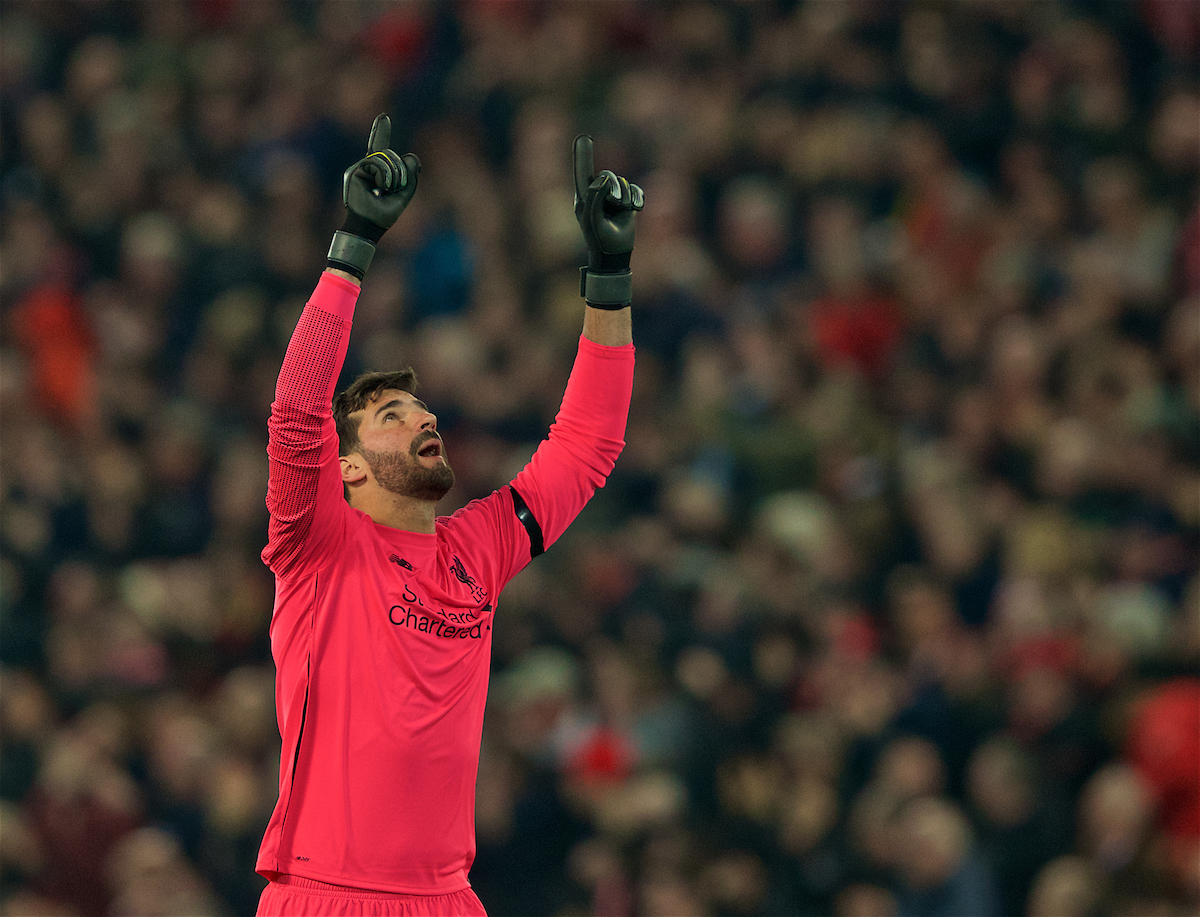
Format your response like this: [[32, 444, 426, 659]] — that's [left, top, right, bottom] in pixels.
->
[[502, 137, 643, 559], [583, 303, 632, 347]]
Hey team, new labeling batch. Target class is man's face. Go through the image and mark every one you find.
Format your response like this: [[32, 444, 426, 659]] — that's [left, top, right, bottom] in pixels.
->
[[353, 389, 454, 501]]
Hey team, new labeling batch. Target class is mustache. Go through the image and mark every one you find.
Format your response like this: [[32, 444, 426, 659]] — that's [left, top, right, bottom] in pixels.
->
[[410, 431, 443, 455]]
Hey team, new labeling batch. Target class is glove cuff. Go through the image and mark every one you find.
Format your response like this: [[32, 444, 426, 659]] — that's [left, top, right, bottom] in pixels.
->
[[580, 268, 632, 309], [341, 210, 388, 245], [590, 250, 633, 274], [327, 231, 376, 280]]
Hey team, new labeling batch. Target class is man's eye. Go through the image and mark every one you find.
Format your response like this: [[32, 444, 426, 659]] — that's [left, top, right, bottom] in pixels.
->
[[384, 412, 397, 422]]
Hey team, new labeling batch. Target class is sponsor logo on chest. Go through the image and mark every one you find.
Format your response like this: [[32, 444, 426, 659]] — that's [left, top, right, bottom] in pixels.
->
[[385, 553, 492, 640]]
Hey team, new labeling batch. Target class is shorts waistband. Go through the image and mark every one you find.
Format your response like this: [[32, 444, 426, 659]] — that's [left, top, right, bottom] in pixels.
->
[[272, 874, 454, 900]]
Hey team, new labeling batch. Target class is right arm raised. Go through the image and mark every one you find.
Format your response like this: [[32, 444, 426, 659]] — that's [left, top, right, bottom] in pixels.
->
[[262, 271, 360, 578], [261, 115, 419, 578]]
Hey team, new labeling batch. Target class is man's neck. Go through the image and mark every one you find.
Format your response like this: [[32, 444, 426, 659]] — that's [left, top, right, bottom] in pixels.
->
[[352, 492, 438, 533]]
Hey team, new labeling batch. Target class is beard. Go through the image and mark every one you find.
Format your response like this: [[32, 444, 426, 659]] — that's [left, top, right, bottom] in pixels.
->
[[361, 436, 455, 502]]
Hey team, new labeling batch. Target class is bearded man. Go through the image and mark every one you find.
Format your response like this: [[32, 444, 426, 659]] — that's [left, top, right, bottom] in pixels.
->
[[254, 113, 642, 916]]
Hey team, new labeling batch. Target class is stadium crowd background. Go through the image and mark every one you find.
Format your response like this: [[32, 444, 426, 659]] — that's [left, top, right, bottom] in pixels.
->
[[1, 0, 1198, 915]]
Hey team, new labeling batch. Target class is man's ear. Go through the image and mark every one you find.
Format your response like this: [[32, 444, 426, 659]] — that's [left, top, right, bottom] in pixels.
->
[[340, 453, 368, 486]]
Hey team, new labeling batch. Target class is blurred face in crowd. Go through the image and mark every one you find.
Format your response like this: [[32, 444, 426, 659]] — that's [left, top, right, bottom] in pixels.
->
[[835, 883, 897, 917], [895, 797, 972, 890], [966, 736, 1037, 827], [876, 735, 947, 801], [1027, 856, 1102, 917], [341, 389, 455, 502], [639, 870, 705, 917], [1078, 764, 1154, 869], [778, 776, 839, 855]]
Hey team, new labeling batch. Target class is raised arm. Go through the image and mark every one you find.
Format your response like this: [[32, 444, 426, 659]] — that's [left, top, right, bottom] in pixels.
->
[[503, 136, 643, 558], [574, 133, 641, 348], [262, 114, 420, 578]]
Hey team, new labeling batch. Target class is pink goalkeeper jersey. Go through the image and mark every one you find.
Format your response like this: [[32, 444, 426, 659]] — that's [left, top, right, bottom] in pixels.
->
[[256, 272, 634, 894]]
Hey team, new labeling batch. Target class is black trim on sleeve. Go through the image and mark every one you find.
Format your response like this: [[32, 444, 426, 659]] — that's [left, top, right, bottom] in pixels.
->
[[509, 486, 544, 559]]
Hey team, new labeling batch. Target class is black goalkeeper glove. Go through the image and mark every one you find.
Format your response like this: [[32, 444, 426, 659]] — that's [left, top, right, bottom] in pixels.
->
[[573, 135, 644, 309], [327, 113, 420, 280]]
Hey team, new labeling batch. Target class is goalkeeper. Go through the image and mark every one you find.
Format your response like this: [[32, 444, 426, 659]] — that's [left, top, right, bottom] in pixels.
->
[[254, 113, 643, 916]]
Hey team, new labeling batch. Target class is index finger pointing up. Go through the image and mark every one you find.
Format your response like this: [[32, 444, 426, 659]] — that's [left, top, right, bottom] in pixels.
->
[[367, 114, 392, 154], [573, 134, 595, 205]]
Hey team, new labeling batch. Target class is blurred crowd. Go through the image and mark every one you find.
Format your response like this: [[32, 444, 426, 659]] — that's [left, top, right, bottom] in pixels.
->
[[1, 1, 1198, 915]]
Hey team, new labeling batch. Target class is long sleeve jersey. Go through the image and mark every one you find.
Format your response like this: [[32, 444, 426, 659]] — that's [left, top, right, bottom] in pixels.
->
[[255, 272, 634, 893]]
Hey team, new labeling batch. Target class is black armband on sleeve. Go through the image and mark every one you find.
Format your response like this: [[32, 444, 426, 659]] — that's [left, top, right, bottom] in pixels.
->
[[509, 486, 544, 559]]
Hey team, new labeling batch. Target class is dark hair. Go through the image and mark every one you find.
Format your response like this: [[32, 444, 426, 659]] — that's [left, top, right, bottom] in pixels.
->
[[333, 369, 418, 456]]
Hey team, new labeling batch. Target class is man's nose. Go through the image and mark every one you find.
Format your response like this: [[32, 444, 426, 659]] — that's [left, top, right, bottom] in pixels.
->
[[419, 411, 437, 431]]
